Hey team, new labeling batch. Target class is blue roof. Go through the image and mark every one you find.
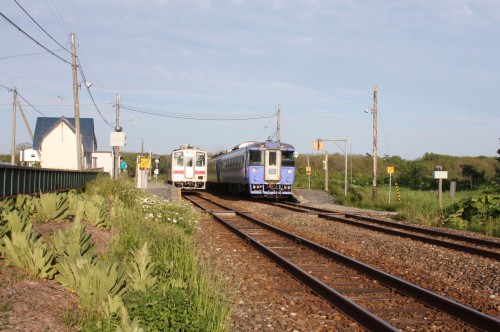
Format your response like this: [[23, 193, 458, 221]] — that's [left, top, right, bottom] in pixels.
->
[[33, 117, 97, 153]]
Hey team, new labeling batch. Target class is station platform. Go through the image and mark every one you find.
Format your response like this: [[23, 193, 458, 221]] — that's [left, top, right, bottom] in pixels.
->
[[146, 181, 182, 201]]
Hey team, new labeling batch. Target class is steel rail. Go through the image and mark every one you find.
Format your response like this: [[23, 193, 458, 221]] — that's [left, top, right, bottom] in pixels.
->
[[183, 194, 397, 331], [280, 201, 500, 249], [269, 201, 500, 260], [185, 193, 500, 331]]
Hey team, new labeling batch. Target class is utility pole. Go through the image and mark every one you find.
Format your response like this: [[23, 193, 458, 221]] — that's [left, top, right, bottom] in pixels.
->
[[276, 103, 281, 142], [71, 32, 83, 171], [17, 102, 33, 142], [372, 84, 378, 201], [11, 87, 17, 165], [114, 93, 121, 179]]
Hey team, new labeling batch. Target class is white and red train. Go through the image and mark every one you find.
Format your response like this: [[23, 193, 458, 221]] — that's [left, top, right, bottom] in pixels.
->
[[166, 145, 207, 190]]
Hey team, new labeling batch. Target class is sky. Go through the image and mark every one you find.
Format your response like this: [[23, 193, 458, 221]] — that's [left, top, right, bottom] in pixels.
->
[[1, 0, 499, 160]]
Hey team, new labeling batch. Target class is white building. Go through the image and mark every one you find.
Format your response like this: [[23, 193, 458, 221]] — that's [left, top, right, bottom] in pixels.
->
[[33, 117, 98, 170]]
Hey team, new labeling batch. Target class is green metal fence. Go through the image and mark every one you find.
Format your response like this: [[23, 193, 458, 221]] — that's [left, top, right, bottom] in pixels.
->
[[0, 165, 100, 199]]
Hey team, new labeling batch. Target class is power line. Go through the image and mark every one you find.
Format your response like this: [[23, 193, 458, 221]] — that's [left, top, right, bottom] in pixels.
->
[[282, 93, 371, 109], [121, 104, 276, 121], [16, 91, 47, 117], [44, 0, 70, 36], [0, 84, 47, 117], [0, 48, 66, 60], [13, 0, 72, 55], [0, 11, 72, 66], [77, 60, 113, 128], [0, 84, 12, 92]]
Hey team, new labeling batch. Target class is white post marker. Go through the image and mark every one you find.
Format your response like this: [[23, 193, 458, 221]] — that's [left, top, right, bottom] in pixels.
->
[[433, 167, 448, 208], [387, 166, 394, 204]]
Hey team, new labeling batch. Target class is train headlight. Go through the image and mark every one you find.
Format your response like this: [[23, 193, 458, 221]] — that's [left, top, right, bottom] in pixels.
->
[[252, 169, 257, 173], [287, 169, 292, 174]]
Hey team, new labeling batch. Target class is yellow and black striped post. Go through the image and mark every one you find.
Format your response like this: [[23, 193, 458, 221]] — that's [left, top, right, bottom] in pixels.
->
[[395, 182, 402, 203]]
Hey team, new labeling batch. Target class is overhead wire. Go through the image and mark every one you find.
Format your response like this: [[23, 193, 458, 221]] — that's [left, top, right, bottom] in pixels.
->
[[0, 84, 46, 117], [120, 104, 276, 121], [3, 3, 113, 130], [0, 11, 72, 66], [77, 61, 114, 128], [44, 0, 70, 36], [281, 93, 372, 109], [13, 0, 72, 55], [16, 91, 47, 117], [0, 48, 66, 60]]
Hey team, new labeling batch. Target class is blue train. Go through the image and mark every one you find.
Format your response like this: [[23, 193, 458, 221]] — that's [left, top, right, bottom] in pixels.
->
[[207, 141, 296, 197]]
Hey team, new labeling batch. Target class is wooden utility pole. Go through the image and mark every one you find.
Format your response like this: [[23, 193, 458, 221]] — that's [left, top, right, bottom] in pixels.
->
[[17, 102, 33, 141], [114, 93, 121, 179], [372, 84, 378, 201], [11, 87, 17, 165], [276, 103, 281, 142], [71, 32, 83, 171]]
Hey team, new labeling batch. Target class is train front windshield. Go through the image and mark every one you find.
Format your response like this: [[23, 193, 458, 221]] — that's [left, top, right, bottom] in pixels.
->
[[174, 152, 183, 166], [196, 152, 206, 167], [281, 150, 295, 167]]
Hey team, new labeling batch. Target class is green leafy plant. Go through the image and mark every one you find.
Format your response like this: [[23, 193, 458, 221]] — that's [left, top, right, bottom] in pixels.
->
[[52, 220, 96, 260], [31, 192, 70, 223], [56, 257, 127, 317], [70, 195, 109, 228], [84, 203, 109, 228], [126, 242, 157, 292], [444, 194, 500, 236], [0, 213, 56, 280]]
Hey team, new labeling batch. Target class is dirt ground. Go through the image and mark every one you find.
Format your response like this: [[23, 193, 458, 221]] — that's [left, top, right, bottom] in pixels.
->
[[0, 222, 111, 332]]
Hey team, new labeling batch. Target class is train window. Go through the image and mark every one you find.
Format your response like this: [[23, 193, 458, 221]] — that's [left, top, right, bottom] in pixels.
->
[[281, 150, 295, 167], [249, 150, 264, 166], [268, 151, 277, 166], [196, 152, 206, 167], [186, 156, 193, 167], [174, 152, 183, 166]]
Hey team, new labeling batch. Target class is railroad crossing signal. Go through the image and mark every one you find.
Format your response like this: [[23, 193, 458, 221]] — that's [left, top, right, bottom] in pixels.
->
[[313, 139, 324, 150]]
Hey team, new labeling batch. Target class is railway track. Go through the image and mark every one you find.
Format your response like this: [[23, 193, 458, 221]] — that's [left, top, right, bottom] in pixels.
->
[[183, 192, 500, 331], [265, 201, 500, 261]]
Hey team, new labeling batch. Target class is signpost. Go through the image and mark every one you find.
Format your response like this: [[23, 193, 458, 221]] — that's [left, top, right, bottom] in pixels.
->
[[136, 156, 151, 190], [433, 166, 448, 208], [387, 166, 394, 204]]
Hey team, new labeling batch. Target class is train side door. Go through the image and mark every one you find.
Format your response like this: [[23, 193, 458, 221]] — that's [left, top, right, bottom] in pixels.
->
[[264, 150, 281, 181]]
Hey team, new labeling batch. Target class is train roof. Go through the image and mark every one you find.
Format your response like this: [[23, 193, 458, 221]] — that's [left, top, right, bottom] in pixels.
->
[[211, 140, 294, 158], [172, 144, 205, 151]]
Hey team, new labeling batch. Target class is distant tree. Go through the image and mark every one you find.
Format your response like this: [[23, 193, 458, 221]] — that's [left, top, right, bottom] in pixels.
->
[[0, 154, 10, 163], [458, 164, 486, 190]]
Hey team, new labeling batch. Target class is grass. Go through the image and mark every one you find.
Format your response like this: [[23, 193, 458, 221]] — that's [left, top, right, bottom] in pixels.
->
[[295, 175, 500, 237], [83, 176, 233, 331]]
